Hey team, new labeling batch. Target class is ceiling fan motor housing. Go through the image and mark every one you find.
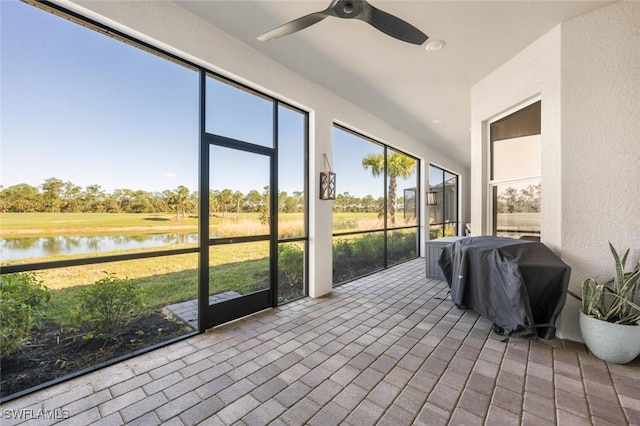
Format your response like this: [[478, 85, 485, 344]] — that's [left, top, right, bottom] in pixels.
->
[[334, 1, 362, 18]]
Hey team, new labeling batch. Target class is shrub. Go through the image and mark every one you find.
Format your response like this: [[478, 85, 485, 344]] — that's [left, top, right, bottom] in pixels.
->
[[278, 244, 304, 287], [74, 272, 144, 333], [0, 272, 51, 357], [388, 231, 417, 263], [333, 234, 385, 283]]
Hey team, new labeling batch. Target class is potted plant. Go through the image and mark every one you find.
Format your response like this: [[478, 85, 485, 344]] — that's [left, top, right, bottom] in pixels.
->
[[569, 243, 640, 364]]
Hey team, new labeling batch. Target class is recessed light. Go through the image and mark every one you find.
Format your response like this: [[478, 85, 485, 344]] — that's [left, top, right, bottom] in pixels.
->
[[432, 119, 442, 124], [425, 40, 445, 52]]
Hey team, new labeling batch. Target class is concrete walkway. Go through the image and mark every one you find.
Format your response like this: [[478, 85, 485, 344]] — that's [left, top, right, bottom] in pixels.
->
[[2, 258, 639, 425]]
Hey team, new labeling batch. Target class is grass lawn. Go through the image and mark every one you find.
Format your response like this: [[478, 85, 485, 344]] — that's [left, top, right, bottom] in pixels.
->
[[0, 212, 198, 234], [332, 212, 378, 221], [496, 212, 540, 231], [37, 242, 271, 321], [2, 211, 383, 234], [1, 211, 392, 323]]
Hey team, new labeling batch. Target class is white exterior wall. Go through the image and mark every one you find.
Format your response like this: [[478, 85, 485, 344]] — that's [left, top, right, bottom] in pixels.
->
[[470, 26, 563, 251], [472, 1, 640, 340], [557, 1, 640, 340], [60, 0, 469, 298]]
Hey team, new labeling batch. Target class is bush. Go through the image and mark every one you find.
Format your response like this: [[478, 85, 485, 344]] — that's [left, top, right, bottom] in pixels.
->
[[333, 232, 418, 283], [74, 272, 144, 333], [278, 244, 304, 287], [0, 272, 51, 357], [333, 234, 385, 283], [388, 231, 417, 264]]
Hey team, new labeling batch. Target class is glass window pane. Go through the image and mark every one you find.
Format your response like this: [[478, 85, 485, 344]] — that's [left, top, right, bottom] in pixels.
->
[[386, 149, 418, 228], [388, 229, 418, 266], [444, 172, 458, 223], [1, 255, 197, 397], [278, 105, 306, 239], [209, 242, 270, 302], [333, 232, 384, 284], [333, 128, 384, 233], [278, 241, 305, 303], [1, 1, 198, 265], [491, 135, 541, 181], [444, 223, 458, 237], [492, 180, 541, 238], [402, 188, 417, 223], [429, 166, 444, 230], [205, 75, 273, 147], [209, 146, 270, 238], [429, 165, 458, 238], [430, 224, 444, 240]]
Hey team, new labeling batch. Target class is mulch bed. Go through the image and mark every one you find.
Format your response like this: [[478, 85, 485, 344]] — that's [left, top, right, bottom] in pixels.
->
[[1, 312, 193, 400]]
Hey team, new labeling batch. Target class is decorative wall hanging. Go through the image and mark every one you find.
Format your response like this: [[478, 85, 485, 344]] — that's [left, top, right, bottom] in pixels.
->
[[320, 153, 336, 200]]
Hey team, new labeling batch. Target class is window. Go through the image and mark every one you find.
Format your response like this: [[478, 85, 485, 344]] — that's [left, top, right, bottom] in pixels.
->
[[429, 165, 459, 239], [205, 76, 274, 148], [0, 0, 308, 400], [277, 105, 308, 303], [332, 126, 419, 284], [1, 1, 199, 264], [489, 101, 541, 238], [1, 0, 200, 399]]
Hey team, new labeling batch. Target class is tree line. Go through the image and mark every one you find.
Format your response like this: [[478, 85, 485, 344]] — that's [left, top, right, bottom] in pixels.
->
[[0, 177, 408, 217], [0, 178, 291, 217], [496, 183, 541, 213]]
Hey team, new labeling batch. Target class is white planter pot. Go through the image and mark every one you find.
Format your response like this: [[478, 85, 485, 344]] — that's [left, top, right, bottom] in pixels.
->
[[579, 310, 640, 364]]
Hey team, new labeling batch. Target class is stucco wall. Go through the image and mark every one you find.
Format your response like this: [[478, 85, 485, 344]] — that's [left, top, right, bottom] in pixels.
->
[[556, 1, 640, 340], [472, 1, 640, 341], [470, 26, 562, 250], [60, 0, 470, 298]]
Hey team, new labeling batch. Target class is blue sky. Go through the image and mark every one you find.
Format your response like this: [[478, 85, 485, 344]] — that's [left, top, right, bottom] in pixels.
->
[[1, 0, 200, 193], [333, 128, 418, 199], [0, 0, 306, 196], [1, 0, 413, 199]]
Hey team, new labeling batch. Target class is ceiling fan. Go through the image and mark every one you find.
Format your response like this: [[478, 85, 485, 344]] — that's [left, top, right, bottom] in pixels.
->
[[257, 0, 428, 45]]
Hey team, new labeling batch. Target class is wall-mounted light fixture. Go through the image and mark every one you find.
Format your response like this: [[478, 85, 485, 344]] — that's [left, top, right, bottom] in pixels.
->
[[320, 154, 336, 200], [427, 191, 438, 206]]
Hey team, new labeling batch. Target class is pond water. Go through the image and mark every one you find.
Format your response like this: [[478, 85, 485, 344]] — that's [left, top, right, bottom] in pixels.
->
[[0, 233, 198, 261]]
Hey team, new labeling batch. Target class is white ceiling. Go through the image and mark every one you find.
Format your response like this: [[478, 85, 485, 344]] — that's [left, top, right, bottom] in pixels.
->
[[174, 1, 612, 167]]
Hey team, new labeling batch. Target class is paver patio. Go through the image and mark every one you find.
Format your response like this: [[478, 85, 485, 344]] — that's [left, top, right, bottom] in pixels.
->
[[2, 258, 639, 425]]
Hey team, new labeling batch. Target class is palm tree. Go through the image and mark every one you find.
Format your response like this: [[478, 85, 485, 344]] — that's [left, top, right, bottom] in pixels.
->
[[362, 152, 416, 225]]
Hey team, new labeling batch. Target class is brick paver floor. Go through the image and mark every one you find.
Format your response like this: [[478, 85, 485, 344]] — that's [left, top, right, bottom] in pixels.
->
[[2, 258, 639, 425]]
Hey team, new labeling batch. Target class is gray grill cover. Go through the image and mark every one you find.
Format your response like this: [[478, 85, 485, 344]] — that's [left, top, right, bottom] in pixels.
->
[[438, 236, 571, 339]]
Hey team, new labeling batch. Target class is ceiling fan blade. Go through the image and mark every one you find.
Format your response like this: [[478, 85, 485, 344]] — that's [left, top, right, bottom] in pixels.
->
[[257, 11, 329, 41], [360, 2, 428, 45]]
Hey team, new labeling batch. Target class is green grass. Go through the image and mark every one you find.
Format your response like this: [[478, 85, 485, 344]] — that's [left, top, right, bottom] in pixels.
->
[[24, 241, 269, 290], [35, 248, 270, 324], [0, 212, 307, 237], [1, 212, 392, 325], [1, 212, 382, 234], [496, 212, 540, 231], [332, 212, 378, 221], [44, 261, 269, 327], [0, 212, 198, 235]]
